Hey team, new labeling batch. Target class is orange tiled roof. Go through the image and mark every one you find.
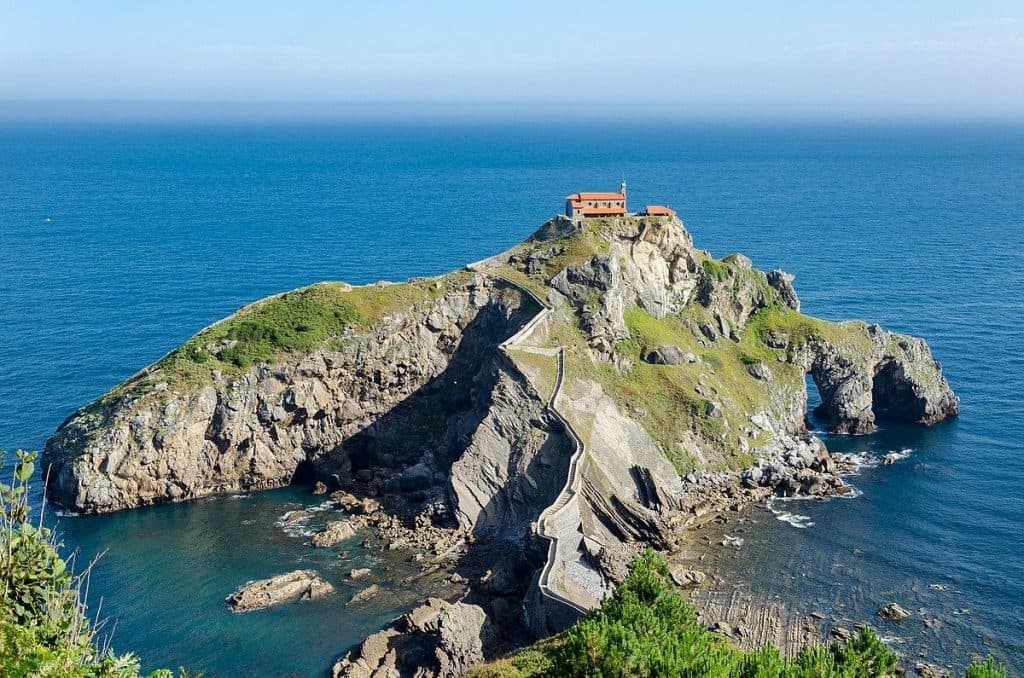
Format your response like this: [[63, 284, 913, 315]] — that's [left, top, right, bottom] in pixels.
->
[[566, 192, 626, 201], [644, 205, 676, 216]]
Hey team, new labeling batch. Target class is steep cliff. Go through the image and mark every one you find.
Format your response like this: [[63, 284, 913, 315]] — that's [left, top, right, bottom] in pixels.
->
[[44, 213, 958, 674]]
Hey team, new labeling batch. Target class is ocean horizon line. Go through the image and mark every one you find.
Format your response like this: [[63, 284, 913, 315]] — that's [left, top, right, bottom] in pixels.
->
[[2, 98, 1023, 127]]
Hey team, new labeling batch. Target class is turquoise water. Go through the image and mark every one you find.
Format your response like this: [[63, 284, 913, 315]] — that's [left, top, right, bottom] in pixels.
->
[[1, 121, 1022, 674]]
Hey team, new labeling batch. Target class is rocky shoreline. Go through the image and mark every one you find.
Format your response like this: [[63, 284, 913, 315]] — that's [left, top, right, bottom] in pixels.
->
[[43, 213, 958, 676]]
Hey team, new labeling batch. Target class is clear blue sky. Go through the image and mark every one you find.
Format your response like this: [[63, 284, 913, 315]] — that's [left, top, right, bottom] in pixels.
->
[[2, 1, 1023, 119]]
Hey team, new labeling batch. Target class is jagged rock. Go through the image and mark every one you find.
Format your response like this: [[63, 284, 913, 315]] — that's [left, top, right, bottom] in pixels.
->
[[831, 626, 852, 641], [333, 598, 489, 678], [746, 361, 772, 381], [644, 345, 685, 365], [349, 568, 371, 580], [227, 570, 333, 611], [766, 269, 800, 311], [915, 661, 949, 677], [879, 602, 911, 622], [399, 462, 434, 492], [311, 520, 356, 547]]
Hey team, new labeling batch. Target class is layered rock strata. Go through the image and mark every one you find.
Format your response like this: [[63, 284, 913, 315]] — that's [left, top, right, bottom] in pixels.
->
[[45, 213, 958, 676]]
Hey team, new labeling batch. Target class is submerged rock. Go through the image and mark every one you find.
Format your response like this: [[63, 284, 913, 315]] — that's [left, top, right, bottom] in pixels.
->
[[227, 570, 333, 612], [347, 583, 380, 606]]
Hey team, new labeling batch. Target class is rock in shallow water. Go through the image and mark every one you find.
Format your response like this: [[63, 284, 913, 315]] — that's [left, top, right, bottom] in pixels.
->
[[347, 583, 380, 606], [227, 570, 334, 612], [669, 566, 706, 587], [311, 520, 356, 547], [879, 601, 911, 622]]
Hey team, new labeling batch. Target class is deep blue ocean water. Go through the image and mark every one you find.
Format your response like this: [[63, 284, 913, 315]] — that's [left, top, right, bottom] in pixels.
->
[[1, 121, 1022, 675]]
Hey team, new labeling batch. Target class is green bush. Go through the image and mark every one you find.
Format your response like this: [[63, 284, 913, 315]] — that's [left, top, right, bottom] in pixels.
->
[[1, 450, 193, 678], [965, 657, 1008, 678], [535, 549, 997, 678]]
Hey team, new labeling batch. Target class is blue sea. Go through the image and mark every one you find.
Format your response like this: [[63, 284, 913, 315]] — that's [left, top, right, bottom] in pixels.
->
[[1, 120, 1022, 675]]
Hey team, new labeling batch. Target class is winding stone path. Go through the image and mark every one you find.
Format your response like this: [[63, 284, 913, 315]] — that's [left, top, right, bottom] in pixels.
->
[[490, 274, 593, 618]]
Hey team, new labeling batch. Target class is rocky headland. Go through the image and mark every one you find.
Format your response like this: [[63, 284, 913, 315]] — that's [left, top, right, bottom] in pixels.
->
[[44, 213, 958, 675]]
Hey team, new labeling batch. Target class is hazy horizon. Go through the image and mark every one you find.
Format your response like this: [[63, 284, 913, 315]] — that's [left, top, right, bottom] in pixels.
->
[[2, 2, 1023, 122]]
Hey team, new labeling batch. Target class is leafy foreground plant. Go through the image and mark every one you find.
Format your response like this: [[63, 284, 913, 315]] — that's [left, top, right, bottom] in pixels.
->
[[471, 549, 1008, 678], [1, 450, 193, 678]]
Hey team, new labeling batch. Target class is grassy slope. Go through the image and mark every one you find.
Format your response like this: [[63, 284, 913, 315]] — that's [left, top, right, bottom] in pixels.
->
[[498, 220, 880, 473], [80, 272, 473, 417]]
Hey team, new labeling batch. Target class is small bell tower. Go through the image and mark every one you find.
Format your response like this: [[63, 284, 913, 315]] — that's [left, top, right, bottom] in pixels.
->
[[620, 180, 628, 212]]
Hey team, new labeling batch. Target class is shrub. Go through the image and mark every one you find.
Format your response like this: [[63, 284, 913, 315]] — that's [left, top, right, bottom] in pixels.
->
[[966, 657, 1008, 678], [1, 450, 192, 678], [548, 548, 907, 678]]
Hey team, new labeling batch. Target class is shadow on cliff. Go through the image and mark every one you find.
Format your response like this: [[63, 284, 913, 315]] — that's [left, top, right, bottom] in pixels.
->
[[302, 293, 571, 648], [309, 299, 528, 493]]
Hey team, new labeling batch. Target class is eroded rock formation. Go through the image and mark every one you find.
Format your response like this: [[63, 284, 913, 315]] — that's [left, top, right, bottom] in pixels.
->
[[44, 212, 958, 676], [227, 569, 334, 612]]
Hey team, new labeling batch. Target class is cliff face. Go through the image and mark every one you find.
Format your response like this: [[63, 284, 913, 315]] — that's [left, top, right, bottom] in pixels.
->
[[45, 213, 958, 670], [45, 274, 554, 515]]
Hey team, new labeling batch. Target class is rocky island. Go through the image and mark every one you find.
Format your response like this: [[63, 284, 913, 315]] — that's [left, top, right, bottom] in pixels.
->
[[44, 211, 958, 675]]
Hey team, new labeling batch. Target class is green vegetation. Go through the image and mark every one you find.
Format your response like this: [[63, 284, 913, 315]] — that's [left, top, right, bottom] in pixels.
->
[[88, 275, 468, 410], [504, 348, 559, 404], [552, 305, 799, 472], [965, 656, 1009, 678], [470, 549, 1008, 678], [1, 451, 193, 678], [701, 258, 730, 282]]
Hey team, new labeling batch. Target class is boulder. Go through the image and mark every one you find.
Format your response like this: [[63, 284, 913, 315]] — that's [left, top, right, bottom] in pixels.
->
[[311, 520, 356, 547], [746, 361, 772, 381], [227, 570, 333, 611], [643, 345, 685, 365], [333, 598, 489, 678], [669, 566, 706, 587], [400, 462, 435, 492], [879, 602, 910, 622]]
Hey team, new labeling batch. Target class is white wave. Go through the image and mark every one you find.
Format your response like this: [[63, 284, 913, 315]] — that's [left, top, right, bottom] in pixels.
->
[[774, 511, 815, 528], [836, 486, 864, 499], [837, 451, 880, 470], [837, 447, 913, 472]]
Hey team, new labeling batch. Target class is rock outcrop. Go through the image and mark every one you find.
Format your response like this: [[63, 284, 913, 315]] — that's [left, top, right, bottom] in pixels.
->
[[333, 598, 489, 678], [44, 211, 958, 676], [227, 570, 334, 611], [311, 520, 357, 547], [45, 274, 541, 514]]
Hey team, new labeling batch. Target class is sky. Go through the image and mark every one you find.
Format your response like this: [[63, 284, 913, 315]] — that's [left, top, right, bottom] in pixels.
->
[[1, 1, 1023, 120]]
